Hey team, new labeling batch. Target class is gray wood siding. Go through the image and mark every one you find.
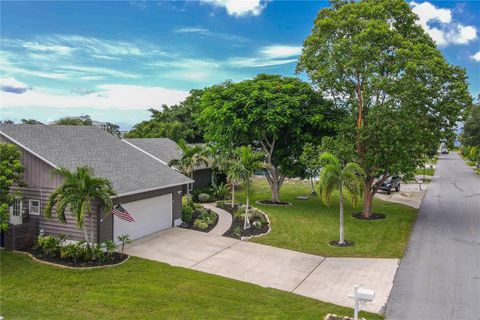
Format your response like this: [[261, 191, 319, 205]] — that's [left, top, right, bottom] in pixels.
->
[[10, 186, 99, 242], [0, 135, 63, 188]]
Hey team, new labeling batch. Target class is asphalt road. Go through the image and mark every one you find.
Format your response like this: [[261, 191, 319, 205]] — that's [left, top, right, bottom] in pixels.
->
[[386, 152, 480, 320]]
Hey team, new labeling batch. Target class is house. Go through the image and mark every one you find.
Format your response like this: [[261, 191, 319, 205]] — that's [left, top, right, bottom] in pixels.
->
[[0, 124, 192, 248], [123, 138, 212, 190]]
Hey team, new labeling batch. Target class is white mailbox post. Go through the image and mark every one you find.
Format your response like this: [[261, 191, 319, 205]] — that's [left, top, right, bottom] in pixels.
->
[[348, 284, 375, 320]]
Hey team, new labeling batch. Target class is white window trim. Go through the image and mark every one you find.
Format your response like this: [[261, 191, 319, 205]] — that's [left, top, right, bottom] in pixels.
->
[[29, 199, 41, 216]]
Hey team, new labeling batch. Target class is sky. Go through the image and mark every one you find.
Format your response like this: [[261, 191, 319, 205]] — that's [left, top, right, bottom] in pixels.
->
[[1, 0, 479, 130]]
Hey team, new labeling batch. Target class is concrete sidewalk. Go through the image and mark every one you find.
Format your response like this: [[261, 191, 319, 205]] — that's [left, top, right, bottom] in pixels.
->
[[125, 228, 398, 313]]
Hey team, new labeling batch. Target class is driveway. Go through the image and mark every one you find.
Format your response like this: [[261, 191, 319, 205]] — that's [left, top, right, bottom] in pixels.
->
[[386, 152, 480, 319], [125, 228, 398, 313]]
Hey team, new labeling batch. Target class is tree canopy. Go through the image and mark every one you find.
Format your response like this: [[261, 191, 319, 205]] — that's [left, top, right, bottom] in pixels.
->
[[199, 74, 340, 203], [462, 96, 480, 148], [297, 0, 472, 217], [125, 89, 205, 143], [0, 143, 24, 231]]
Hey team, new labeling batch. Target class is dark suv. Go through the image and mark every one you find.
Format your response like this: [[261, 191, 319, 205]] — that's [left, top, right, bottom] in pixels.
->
[[379, 176, 401, 194]]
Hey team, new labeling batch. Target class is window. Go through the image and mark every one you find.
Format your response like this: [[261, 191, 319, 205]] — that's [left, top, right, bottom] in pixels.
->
[[12, 198, 22, 217], [29, 199, 41, 215]]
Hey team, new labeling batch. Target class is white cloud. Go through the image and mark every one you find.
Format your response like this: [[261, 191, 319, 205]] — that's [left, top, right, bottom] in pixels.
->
[[22, 42, 73, 55], [411, 2, 477, 46], [201, 0, 268, 17], [228, 44, 301, 67], [174, 26, 246, 41], [58, 65, 138, 79], [471, 51, 480, 62], [0, 84, 189, 110], [0, 77, 30, 94], [259, 45, 302, 59]]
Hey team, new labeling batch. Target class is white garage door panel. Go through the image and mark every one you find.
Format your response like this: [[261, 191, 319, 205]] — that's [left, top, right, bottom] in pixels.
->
[[114, 193, 172, 241]]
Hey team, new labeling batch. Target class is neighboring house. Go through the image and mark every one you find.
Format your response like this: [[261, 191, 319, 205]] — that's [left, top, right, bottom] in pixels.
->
[[0, 125, 192, 247], [124, 138, 212, 190], [48, 117, 113, 132]]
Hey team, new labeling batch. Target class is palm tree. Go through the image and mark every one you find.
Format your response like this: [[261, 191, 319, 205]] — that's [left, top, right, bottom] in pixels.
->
[[318, 152, 364, 245], [45, 166, 115, 244], [226, 160, 245, 208], [168, 140, 209, 201], [236, 146, 266, 230]]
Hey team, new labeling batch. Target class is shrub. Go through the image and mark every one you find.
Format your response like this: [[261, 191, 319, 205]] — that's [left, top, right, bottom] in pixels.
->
[[182, 205, 194, 223], [233, 226, 241, 237], [37, 235, 61, 257], [197, 193, 211, 203], [217, 200, 226, 209], [60, 243, 82, 262], [234, 206, 246, 220], [253, 221, 262, 230], [212, 183, 228, 200], [199, 210, 216, 225], [250, 208, 263, 219], [117, 234, 132, 254], [193, 219, 209, 230]]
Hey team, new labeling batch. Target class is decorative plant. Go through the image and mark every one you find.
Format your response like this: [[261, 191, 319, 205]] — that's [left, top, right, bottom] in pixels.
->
[[117, 234, 132, 255], [182, 205, 193, 223], [318, 152, 364, 245], [45, 166, 115, 245]]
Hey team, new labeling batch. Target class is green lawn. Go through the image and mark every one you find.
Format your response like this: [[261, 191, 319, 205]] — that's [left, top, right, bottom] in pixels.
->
[[415, 167, 435, 176], [0, 251, 382, 320], [236, 179, 416, 258]]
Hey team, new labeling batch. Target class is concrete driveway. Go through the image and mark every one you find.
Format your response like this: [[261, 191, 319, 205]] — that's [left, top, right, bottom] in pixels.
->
[[125, 228, 398, 313]]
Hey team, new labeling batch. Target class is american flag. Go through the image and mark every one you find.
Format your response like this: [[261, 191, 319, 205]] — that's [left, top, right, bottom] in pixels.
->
[[111, 204, 135, 222]]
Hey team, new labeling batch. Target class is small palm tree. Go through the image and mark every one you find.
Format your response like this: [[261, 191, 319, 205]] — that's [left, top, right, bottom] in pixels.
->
[[168, 140, 209, 201], [45, 166, 115, 244], [318, 152, 364, 245], [227, 160, 245, 208], [236, 146, 266, 230]]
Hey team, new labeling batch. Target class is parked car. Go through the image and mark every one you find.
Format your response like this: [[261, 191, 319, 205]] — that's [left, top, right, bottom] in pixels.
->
[[441, 147, 448, 154], [379, 176, 401, 194]]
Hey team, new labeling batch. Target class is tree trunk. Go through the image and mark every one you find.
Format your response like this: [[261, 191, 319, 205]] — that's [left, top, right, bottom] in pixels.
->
[[339, 182, 345, 245], [231, 182, 235, 207], [310, 177, 317, 195], [264, 167, 284, 203], [82, 225, 90, 244], [244, 180, 251, 230], [362, 178, 374, 218]]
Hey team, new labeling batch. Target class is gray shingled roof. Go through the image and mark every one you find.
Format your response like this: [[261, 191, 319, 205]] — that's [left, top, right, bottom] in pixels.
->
[[125, 138, 209, 169], [124, 138, 182, 165], [0, 125, 192, 195]]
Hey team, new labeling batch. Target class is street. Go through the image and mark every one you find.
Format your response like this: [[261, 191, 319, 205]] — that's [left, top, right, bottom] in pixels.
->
[[386, 152, 480, 319]]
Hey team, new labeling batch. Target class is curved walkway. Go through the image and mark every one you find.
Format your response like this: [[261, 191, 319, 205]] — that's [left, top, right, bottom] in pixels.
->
[[202, 203, 232, 236]]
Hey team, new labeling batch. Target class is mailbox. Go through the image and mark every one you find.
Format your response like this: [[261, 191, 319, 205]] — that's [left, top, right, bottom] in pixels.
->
[[356, 287, 375, 301]]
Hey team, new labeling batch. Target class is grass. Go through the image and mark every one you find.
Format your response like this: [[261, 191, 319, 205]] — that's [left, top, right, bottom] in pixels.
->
[[415, 167, 435, 176], [236, 178, 416, 258], [0, 251, 382, 320]]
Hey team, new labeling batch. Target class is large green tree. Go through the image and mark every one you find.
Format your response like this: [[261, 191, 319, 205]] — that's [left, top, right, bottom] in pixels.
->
[[462, 95, 480, 148], [0, 143, 24, 231], [45, 166, 115, 244], [199, 74, 338, 203], [297, 0, 471, 217], [126, 89, 205, 143]]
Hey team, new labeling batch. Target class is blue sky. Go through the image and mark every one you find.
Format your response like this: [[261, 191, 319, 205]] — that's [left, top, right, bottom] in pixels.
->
[[1, 0, 479, 130]]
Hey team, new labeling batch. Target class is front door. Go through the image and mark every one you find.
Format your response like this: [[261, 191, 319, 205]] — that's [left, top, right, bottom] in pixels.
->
[[9, 198, 23, 225]]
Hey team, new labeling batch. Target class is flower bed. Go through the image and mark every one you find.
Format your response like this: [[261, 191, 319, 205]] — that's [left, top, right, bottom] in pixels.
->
[[255, 200, 292, 206], [217, 203, 270, 240], [22, 235, 128, 268]]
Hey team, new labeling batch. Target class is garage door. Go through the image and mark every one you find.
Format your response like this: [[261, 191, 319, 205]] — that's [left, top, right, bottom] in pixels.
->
[[114, 193, 172, 242]]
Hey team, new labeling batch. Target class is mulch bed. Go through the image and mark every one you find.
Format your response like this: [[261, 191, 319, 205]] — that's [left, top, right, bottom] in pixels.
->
[[219, 204, 270, 239], [352, 212, 386, 220], [180, 208, 218, 233], [23, 247, 128, 268], [329, 240, 355, 247], [256, 200, 291, 206], [324, 314, 363, 320]]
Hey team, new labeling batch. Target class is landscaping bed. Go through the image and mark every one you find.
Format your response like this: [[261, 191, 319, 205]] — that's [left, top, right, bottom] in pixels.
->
[[180, 205, 218, 233], [23, 247, 128, 268], [217, 202, 270, 239], [256, 199, 291, 206], [23, 235, 129, 268]]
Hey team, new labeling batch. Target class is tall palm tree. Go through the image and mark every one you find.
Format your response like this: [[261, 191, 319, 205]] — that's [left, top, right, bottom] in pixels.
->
[[236, 146, 266, 230], [45, 166, 115, 244], [168, 140, 209, 201], [226, 160, 245, 208], [318, 152, 364, 245]]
